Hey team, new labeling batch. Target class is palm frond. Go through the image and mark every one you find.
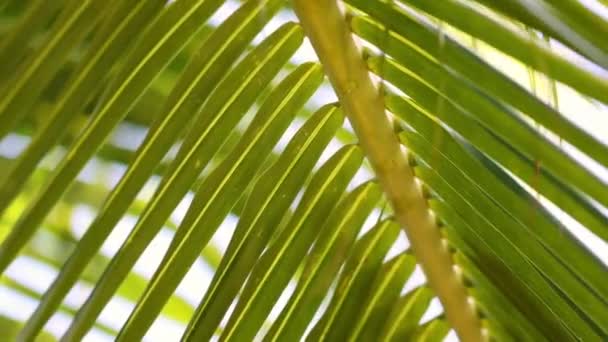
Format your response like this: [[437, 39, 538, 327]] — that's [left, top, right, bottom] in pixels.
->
[[1, 0, 607, 341]]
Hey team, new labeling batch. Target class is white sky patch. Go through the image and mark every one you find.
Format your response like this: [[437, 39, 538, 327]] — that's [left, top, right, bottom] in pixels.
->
[[144, 316, 186, 342], [105, 162, 127, 189], [273, 118, 305, 154], [402, 264, 427, 295], [5, 256, 59, 296], [263, 279, 298, 335], [541, 195, 608, 264], [580, 0, 608, 20], [420, 297, 444, 324], [110, 123, 148, 152], [358, 208, 384, 237], [207, 0, 240, 27], [386, 230, 410, 261], [170, 191, 195, 225], [210, 214, 238, 255], [2, 257, 130, 340], [174, 257, 215, 307], [291, 38, 320, 65], [314, 138, 345, 170], [0, 286, 109, 341], [0, 133, 28, 158]]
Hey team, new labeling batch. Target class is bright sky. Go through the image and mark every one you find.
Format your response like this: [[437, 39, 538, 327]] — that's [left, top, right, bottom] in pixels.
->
[[0, 1, 607, 341]]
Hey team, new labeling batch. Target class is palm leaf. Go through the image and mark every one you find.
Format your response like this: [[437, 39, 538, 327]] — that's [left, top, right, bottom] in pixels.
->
[[1, 0, 607, 341]]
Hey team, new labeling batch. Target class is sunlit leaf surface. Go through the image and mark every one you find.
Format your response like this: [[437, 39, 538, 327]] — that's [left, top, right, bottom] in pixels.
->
[[0, 0, 606, 340]]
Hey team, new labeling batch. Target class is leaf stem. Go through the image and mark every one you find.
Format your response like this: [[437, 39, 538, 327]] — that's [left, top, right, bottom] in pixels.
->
[[292, 1, 484, 341]]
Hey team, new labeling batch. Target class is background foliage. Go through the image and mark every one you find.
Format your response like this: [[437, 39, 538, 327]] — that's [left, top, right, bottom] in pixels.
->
[[0, 0, 607, 340]]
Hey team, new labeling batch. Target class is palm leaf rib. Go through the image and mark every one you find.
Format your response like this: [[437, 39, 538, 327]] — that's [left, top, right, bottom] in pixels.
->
[[344, 0, 608, 203], [0, 0, 108, 139], [0, 0, 607, 340], [60, 2, 289, 339], [19, 0, 273, 336], [399, 0, 608, 105], [0, 0, 225, 275], [347, 252, 417, 341], [0, 0, 166, 218], [306, 218, 397, 340], [293, 0, 484, 340], [221, 142, 362, 341], [116, 61, 324, 341], [473, 0, 608, 69], [379, 285, 435, 340], [264, 180, 381, 341], [183, 103, 343, 341], [391, 97, 608, 301]]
